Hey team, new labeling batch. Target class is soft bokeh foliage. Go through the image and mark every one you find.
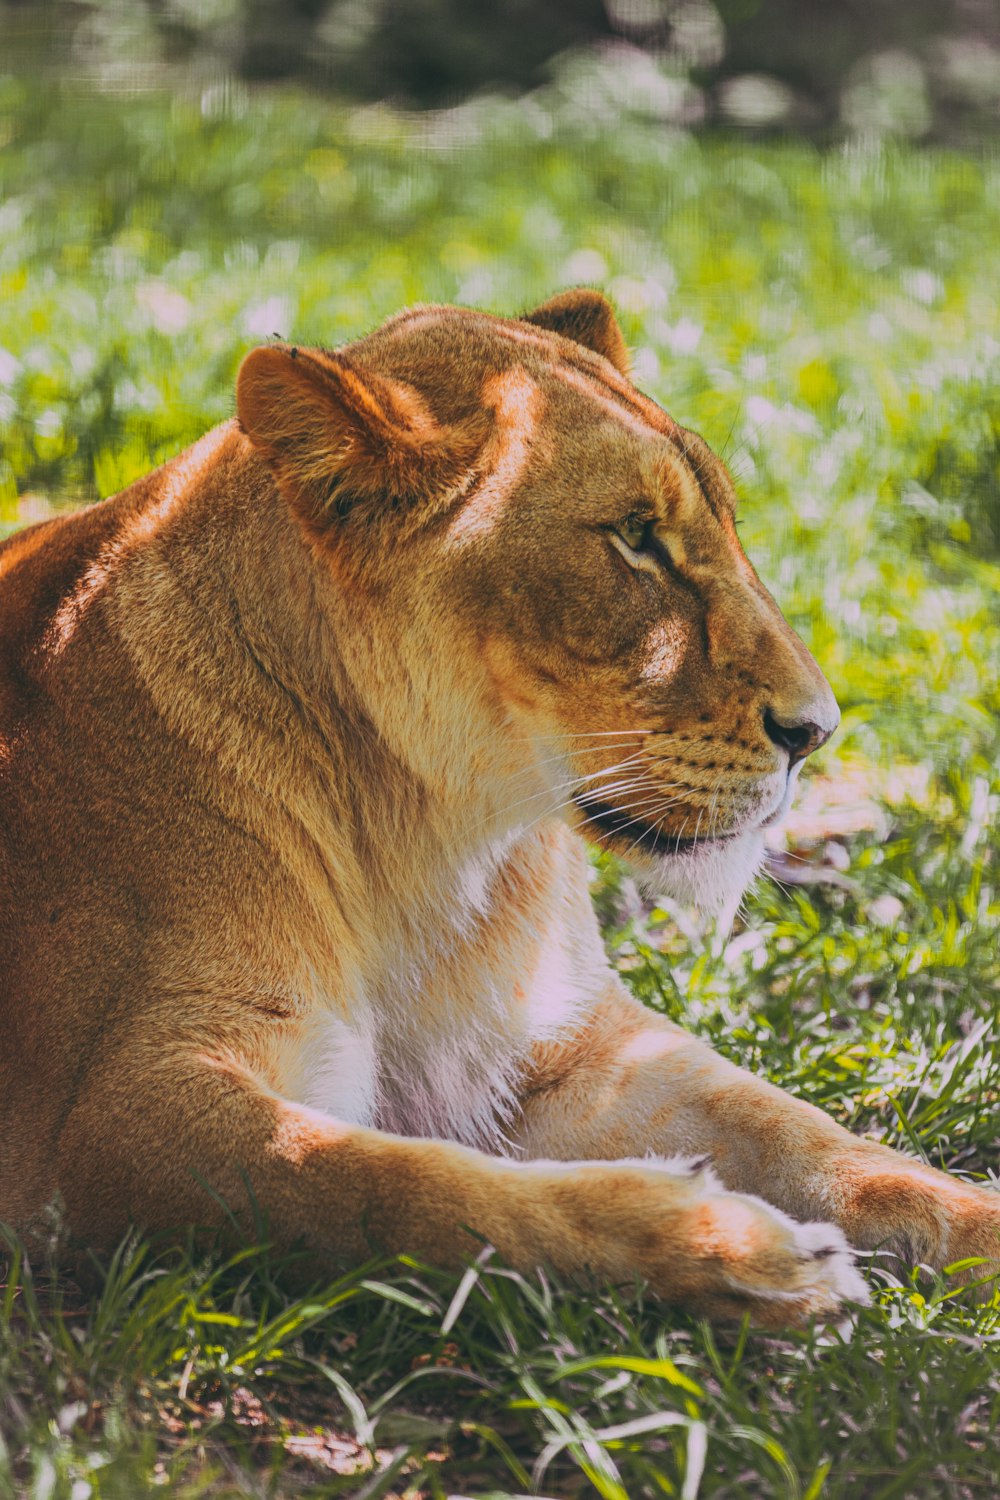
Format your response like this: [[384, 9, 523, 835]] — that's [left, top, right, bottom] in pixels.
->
[[0, 74, 998, 1500]]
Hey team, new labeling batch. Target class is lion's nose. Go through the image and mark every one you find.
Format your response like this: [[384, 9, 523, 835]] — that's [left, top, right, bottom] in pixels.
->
[[762, 706, 838, 765]]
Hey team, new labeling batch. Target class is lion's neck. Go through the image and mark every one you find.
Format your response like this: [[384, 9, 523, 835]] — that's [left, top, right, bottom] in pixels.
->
[[102, 426, 552, 931]]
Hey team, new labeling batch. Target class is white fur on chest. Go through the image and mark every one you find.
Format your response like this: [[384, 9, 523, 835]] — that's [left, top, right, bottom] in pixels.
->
[[278, 1003, 517, 1147], [280, 944, 592, 1151], [279, 832, 603, 1149], [285, 1012, 379, 1126]]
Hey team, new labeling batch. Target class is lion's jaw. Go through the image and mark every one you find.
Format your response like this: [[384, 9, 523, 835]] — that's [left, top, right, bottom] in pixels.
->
[[637, 828, 767, 924]]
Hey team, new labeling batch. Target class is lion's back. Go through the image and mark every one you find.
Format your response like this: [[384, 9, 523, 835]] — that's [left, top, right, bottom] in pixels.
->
[[0, 492, 157, 1223]]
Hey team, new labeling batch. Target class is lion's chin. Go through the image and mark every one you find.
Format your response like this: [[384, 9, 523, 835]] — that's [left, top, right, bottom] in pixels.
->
[[628, 828, 767, 929]]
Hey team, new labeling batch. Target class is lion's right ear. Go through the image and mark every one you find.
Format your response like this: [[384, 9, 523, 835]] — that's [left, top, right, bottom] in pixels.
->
[[522, 290, 630, 376], [237, 343, 470, 521]]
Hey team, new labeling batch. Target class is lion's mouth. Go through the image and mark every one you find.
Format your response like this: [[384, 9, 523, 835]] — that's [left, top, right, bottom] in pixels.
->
[[572, 796, 738, 857]]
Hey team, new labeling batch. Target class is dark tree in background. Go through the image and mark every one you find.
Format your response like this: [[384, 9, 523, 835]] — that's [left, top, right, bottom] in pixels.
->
[[238, 0, 614, 100], [712, 0, 999, 136], [1, 0, 997, 138]]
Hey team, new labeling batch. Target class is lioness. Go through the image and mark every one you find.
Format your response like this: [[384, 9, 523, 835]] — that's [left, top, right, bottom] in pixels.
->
[[1, 291, 997, 1324]]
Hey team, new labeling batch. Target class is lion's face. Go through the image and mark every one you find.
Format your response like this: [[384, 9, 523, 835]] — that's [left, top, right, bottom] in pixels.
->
[[237, 292, 838, 914]]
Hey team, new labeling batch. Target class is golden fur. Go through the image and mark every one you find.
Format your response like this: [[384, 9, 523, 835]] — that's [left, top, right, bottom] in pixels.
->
[[1, 290, 996, 1324]]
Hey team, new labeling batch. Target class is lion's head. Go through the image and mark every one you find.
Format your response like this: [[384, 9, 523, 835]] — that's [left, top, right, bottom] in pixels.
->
[[237, 290, 838, 917]]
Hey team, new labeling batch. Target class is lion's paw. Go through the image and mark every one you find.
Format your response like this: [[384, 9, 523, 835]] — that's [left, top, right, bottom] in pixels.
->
[[828, 1152, 1000, 1295], [940, 1184, 1000, 1292], [542, 1156, 869, 1325], [679, 1188, 869, 1327], [594, 1159, 870, 1326]]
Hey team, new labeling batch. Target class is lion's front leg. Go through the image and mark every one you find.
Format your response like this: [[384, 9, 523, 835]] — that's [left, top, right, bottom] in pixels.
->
[[52, 1033, 861, 1326], [515, 986, 1000, 1283]]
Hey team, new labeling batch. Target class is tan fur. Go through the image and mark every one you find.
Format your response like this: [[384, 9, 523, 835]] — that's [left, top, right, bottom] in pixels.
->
[[1, 290, 996, 1322]]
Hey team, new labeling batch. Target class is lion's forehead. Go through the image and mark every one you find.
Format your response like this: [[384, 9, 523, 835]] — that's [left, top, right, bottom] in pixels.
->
[[358, 306, 742, 556], [360, 304, 676, 435]]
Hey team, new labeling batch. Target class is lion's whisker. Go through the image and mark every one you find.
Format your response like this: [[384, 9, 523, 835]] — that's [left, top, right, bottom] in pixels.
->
[[591, 794, 691, 859], [514, 743, 652, 781], [533, 729, 654, 740], [494, 774, 688, 848], [493, 773, 656, 834], [573, 775, 676, 807], [476, 752, 651, 833]]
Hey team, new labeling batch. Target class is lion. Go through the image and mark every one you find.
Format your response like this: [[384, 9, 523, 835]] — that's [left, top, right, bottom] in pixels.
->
[[1, 290, 997, 1325]]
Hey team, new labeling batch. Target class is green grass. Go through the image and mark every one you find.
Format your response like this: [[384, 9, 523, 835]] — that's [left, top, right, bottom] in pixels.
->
[[1, 74, 999, 1499]]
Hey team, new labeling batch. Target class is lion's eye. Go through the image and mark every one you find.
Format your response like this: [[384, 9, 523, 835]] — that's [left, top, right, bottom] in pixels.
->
[[616, 514, 653, 552]]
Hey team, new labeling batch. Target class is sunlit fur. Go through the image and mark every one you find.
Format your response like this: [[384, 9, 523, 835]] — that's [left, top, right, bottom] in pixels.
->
[[1, 290, 996, 1323]]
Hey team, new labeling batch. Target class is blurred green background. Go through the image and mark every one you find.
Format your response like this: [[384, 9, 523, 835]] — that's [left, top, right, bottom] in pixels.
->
[[2, 6, 999, 1497]]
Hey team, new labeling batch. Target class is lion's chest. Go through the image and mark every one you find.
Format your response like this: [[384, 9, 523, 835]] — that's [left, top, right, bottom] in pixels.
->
[[276, 828, 602, 1148], [279, 1002, 525, 1150], [277, 943, 591, 1151]]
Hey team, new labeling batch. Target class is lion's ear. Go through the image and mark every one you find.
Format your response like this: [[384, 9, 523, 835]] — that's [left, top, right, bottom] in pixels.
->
[[237, 343, 472, 521], [522, 289, 630, 376]]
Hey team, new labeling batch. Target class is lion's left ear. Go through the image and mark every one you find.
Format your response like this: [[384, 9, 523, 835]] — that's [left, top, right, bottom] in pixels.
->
[[236, 343, 480, 524], [522, 289, 630, 376]]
